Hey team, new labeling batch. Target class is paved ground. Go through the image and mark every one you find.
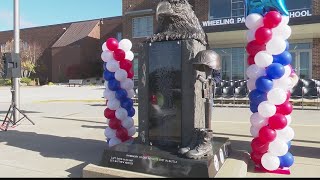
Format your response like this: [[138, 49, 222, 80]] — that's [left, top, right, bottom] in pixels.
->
[[0, 86, 319, 177]]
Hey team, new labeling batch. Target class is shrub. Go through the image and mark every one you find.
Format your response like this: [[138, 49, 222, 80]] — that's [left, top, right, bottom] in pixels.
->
[[21, 77, 32, 85], [48, 82, 54, 86]]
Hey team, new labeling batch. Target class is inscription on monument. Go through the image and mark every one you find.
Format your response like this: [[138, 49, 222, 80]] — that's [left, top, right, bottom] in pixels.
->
[[148, 41, 182, 146]]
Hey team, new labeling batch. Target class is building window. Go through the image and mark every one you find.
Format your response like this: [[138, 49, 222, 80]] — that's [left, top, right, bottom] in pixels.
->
[[116, 32, 122, 42], [289, 42, 312, 79], [287, 0, 312, 12], [215, 47, 246, 80], [133, 53, 139, 89], [209, 0, 312, 20], [132, 16, 153, 38]]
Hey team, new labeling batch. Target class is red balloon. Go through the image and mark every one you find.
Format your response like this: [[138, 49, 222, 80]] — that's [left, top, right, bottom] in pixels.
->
[[259, 126, 277, 143], [104, 108, 116, 119], [119, 135, 131, 142], [116, 127, 129, 141], [269, 114, 288, 130], [251, 151, 264, 165], [286, 91, 291, 101], [264, 11, 282, 28], [276, 101, 293, 115], [247, 55, 255, 65], [113, 49, 126, 61], [127, 69, 134, 79], [109, 118, 122, 130], [255, 27, 272, 44], [246, 40, 266, 56], [120, 59, 132, 72], [106, 38, 119, 51], [251, 138, 269, 154]]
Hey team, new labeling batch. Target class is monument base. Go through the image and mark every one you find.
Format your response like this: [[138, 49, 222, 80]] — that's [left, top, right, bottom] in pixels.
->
[[100, 137, 231, 178]]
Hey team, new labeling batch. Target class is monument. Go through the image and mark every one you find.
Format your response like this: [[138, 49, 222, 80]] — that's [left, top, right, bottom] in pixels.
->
[[100, 0, 231, 177]]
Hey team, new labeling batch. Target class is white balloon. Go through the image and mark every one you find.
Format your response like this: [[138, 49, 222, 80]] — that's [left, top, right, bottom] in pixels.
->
[[115, 108, 128, 121], [247, 78, 256, 91], [107, 99, 120, 110], [119, 39, 133, 52], [101, 50, 114, 62], [254, 51, 273, 68], [246, 29, 256, 42], [277, 126, 295, 142], [104, 80, 109, 88], [102, 42, 109, 52], [282, 65, 292, 79], [106, 60, 120, 72], [126, 51, 135, 61], [104, 89, 116, 100], [115, 69, 128, 82], [285, 115, 292, 125], [250, 113, 268, 128], [273, 24, 292, 40], [261, 153, 281, 171], [106, 119, 110, 125], [266, 36, 286, 55], [245, 13, 263, 30], [246, 64, 266, 79], [104, 127, 116, 139], [267, 88, 287, 105], [122, 117, 134, 129], [109, 137, 122, 147], [280, 15, 290, 26], [258, 101, 276, 118], [273, 77, 291, 90], [250, 125, 260, 138], [121, 78, 134, 90], [127, 126, 137, 137], [127, 89, 136, 98], [269, 139, 289, 156]]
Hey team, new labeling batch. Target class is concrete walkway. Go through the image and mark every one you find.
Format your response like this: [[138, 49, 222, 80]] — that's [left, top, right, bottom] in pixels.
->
[[0, 86, 319, 177]]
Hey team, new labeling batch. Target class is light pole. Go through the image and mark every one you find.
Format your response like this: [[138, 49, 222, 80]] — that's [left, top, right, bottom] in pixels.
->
[[13, 0, 20, 122]]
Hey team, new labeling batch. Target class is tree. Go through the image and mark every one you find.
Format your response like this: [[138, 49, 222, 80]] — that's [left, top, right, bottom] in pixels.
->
[[0, 39, 42, 78]]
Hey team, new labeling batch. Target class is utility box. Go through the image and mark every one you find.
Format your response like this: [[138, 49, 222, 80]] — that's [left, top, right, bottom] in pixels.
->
[[2, 52, 21, 78]]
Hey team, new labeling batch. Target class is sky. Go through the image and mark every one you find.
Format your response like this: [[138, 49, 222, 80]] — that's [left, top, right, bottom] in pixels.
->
[[0, 0, 122, 31]]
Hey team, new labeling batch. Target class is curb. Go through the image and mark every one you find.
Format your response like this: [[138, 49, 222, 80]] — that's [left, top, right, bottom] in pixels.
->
[[82, 164, 166, 178], [215, 150, 250, 178]]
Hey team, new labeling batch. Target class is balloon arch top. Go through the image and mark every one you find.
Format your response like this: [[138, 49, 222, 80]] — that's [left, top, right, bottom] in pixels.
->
[[100, 0, 297, 175]]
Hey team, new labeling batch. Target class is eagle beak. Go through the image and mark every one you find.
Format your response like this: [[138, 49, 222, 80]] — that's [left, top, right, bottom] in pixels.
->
[[156, 1, 174, 21]]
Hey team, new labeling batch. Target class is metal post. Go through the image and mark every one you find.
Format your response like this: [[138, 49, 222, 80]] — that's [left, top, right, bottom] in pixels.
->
[[13, 0, 20, 122]]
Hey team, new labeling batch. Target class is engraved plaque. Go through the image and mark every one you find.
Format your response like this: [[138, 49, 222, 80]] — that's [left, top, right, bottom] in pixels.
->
[[148, 41, 182, 146]]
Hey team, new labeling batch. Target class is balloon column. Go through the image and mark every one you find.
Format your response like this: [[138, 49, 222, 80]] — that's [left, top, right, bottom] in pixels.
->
[[245, 0, 296, 173], [101, 38, 137, 147]]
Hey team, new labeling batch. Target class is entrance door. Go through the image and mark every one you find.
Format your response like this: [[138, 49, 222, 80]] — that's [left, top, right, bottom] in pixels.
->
[[290, 50, 312, 79]]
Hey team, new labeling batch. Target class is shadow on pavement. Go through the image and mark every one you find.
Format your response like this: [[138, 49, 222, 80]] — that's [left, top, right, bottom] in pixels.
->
[[0, 130, 107, 177]]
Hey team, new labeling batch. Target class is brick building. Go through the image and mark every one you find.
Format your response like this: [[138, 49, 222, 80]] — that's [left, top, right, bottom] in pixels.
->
[[1, 0, 320, 83]]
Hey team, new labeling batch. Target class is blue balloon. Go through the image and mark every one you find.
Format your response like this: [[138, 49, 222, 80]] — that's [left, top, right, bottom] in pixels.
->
[[103, 70, 115, 81], [103, 62, 107, 71], [287, 141, 291, 149], [285, 41, 290, 51], [127, 107, 136, 117], [115, 89, 128, 101], [108, 79, 120, 91], [249, 89, 267, 105], [279, 152, 294, 168], [245, 0, 289, 16], [255, 76, 273, 93], [266, 63, 285, 79], [273, 51, 292, 66], [250, 102, 259, 113], [121, 98, 134, 110]]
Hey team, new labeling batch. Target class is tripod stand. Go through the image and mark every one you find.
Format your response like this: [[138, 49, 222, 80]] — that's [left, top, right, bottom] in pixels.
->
[[1, 86, 35, 131]]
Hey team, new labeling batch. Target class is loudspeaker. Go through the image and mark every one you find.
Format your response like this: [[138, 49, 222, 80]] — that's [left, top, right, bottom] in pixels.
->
[[2, 52, 21, 78]]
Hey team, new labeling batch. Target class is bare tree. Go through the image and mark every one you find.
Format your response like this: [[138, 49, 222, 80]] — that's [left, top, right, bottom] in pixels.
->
[[0, 39, 42, 78]]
